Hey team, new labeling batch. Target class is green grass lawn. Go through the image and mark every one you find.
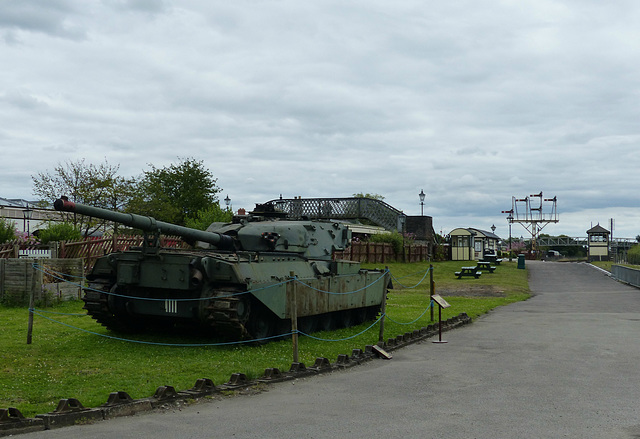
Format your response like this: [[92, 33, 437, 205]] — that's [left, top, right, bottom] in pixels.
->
[[0, 260, 529, 417], [591, 261, 640, 272]]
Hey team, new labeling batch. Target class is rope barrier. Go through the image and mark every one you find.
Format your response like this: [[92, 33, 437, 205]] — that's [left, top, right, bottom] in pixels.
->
[[32, 264, 390, 301], [390, 266, 431, 289], [32, 308, 87, 317], [385, 300, 434, 325], [29, 264, 436, 347], [30, 309, 294, 346], [298, 315, 383, 342], [293, 269, 389, 294]]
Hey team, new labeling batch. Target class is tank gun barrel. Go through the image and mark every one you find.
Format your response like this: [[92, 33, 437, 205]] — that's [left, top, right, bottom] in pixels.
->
[[53, 197, 235, 250]]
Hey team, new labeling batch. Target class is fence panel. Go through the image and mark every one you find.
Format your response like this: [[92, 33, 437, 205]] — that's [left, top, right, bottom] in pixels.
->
[[611, 265, 640, 288], [0, 258, 84, 306], [335, 242, 430, 263]]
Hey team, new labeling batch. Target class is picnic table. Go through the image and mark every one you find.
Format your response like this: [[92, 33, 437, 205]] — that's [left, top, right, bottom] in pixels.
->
[[455, 266, 482, 279], [476, 261, 496, 273], [481, 254, 503, 265]]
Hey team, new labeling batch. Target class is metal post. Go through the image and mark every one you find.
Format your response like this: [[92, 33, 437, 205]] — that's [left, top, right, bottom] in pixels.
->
[[27, 266, 36, 344], [429, 264, 434, 322], [378, 267, 389, 345], [289, 271, 299, 363], [438, 306, 443, 342]]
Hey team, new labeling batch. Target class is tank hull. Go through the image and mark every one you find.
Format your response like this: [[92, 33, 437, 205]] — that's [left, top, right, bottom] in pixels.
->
[[84, 247, 387, 341]]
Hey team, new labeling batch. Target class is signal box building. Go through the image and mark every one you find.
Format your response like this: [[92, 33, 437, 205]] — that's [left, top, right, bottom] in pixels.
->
[[587, 224, 610, 262], [450, 227, 500, 261]]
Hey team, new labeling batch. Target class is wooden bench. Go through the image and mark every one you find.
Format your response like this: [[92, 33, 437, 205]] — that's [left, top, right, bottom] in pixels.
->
[[481, 255, 502, 265], [475, 261, 496, 273], [455, 267, 482, 279]]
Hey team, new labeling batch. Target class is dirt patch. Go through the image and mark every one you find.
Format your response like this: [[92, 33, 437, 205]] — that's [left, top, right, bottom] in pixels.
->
[[437, 284, 506, 297]]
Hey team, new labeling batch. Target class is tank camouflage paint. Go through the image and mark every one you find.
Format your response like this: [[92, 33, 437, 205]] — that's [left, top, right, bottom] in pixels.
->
[[54, 197, 389, 341]]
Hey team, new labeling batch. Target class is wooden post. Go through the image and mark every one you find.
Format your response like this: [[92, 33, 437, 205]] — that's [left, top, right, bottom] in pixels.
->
[[289, 271, 299, 363], [378, 267, 389, 345], [27, 264, 36, 345], [430, 264, 435, 322]]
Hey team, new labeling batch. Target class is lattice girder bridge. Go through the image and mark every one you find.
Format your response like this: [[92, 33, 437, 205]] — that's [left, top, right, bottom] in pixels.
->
[[261, 197, 406, 232]]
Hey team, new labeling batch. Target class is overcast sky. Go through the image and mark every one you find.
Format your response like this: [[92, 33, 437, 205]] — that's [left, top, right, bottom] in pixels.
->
[[1, 0, 639, 239]]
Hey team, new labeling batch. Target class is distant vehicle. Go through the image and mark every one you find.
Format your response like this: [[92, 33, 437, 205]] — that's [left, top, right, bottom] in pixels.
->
[[547, 250, 561, 257]]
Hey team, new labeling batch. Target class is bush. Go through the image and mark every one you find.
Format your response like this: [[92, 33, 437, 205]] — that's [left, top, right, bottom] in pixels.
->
[[628, 245, 640, 265], [0, 218, 16, 243], [369, 231, 405, 254], [36, 222, 82, 244]]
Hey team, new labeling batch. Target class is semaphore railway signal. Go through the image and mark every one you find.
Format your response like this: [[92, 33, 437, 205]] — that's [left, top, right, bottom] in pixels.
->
[[502, 192, 558, 256]]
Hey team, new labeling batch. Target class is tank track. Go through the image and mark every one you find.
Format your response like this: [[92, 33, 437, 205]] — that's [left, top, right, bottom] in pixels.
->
[[200, 291, 252, 340], [82, 279, 144, 333], [82, 280, 381, 342], [82, 279, 256, 339]]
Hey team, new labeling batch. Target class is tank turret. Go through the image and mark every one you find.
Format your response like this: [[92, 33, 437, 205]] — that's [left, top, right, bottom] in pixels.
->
[[54, 197, 350, 260], [53, 197, 387, 342]]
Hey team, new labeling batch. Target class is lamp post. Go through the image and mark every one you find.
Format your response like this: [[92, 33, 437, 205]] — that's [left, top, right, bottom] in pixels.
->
[[224, 195, 231, 211], [419, 189, 425, 216], [506, 213, 513, 261], [23, 203, 33, 236], [275, 194, 285, 212]]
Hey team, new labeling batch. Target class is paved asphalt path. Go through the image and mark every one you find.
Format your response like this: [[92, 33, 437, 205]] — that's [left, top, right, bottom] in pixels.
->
[[20, 261, 640, 438]]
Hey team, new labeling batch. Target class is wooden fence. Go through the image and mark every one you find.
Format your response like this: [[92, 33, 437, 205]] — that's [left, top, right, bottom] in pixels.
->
[[0, 236, 188, 273], [1, 239, 431, 296], [0, 242, 49, 259], [0, 258, 84, 306], [58, 236, 188, 272], [335, 242, 431, 263]]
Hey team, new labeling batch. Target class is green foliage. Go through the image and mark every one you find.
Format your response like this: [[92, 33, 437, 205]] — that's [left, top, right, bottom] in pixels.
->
[[369, 231, 405, 254], [352, 192, 385, 201], [628, 245, 640, 265], [31, 158, 135, 237], [128, 158, 221, 226], [432, 243, 448, 261], [36, 222, 82, 244], [185, 204, 233, 231], [0, 217, 16, 243]]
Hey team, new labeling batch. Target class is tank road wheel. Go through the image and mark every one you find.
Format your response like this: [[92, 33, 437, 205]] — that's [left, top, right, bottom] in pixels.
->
[[338, 309, 354, 329], [298, 315, 317, 335], [352, 307, 367, 325], [245, 301, 277, 343], [235, 297, 251, 325], [318, 312, 335, 332], [365, 305, 382, 321]]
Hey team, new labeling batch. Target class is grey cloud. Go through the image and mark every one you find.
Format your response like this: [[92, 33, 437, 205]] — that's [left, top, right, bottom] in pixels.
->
[[0, 0, 86, 39], [1, 0, 640, 238]]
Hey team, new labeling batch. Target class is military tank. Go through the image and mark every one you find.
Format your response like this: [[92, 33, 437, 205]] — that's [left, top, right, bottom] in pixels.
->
[[54, 197, 389, 341]]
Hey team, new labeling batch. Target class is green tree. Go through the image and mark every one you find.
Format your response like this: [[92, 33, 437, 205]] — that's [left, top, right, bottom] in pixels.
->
[[36, 222, 82, 245], [128, 158, 221, 226], [0, 218, 16, 243], [185, 204, 233, 231], [32, 158, 135, 237], [352, 193, 385, 201], [628, 245, 640, 265]]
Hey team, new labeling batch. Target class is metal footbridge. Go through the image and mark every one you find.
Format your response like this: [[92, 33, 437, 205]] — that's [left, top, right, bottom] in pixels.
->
[[261, 197, 406, 232], [537, 236, 636, 250]]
